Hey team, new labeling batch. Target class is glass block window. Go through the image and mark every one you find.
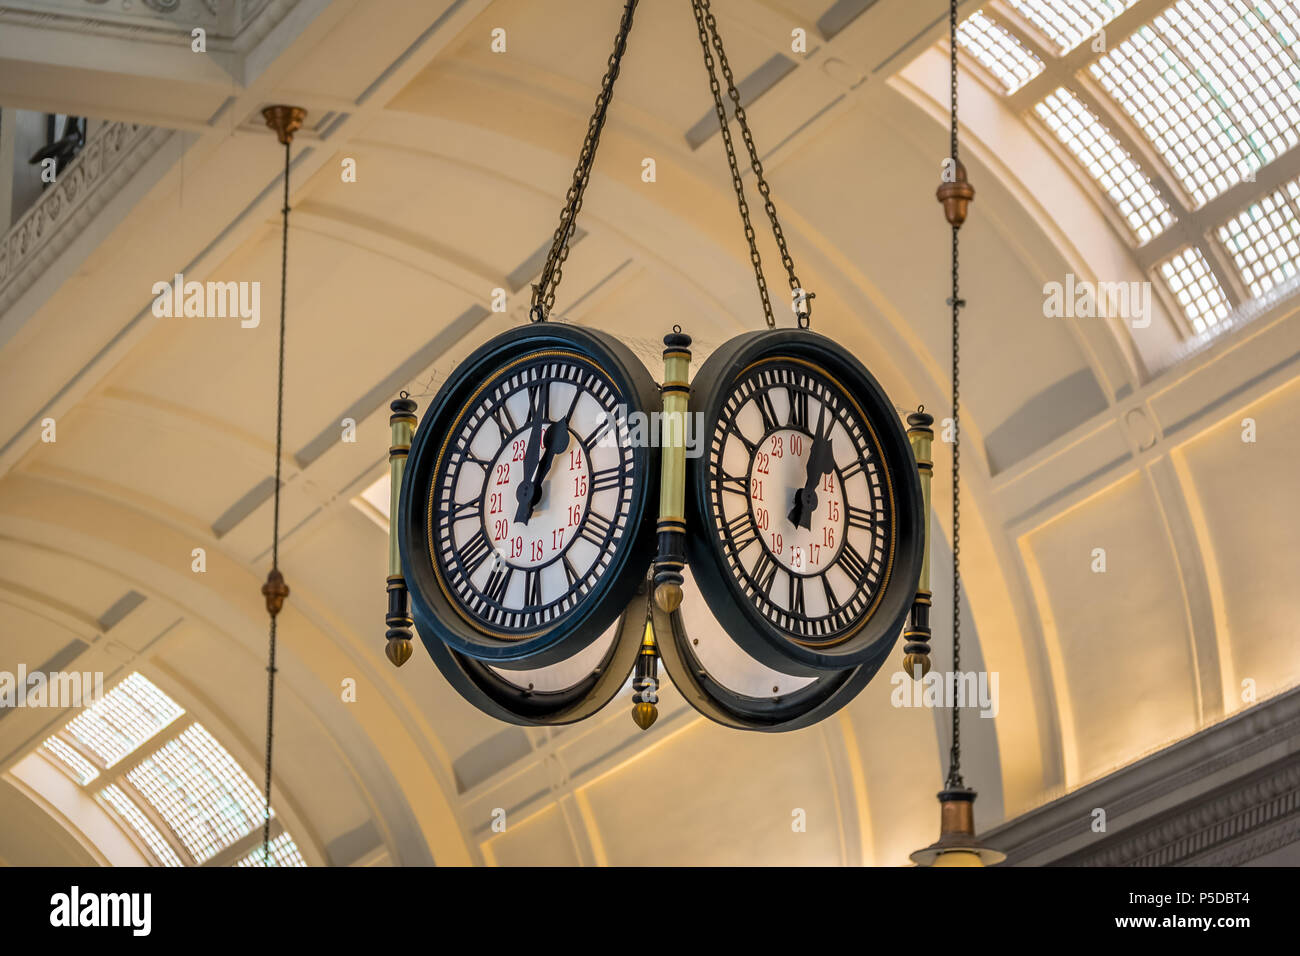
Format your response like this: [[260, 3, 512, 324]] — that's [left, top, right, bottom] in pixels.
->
[[41, 735, 99, 785], [126, 723, 269, 864], [97, 783, 184, 867], [1217, 177, 1300, 298], [1035, 87, 1176, 242], [235, 832, 308, 868], [956, 11, 1046, 93], [1009, 0, 1141, 54], [1092, 1, 1300, 208], [64, 671, 183, 768], [1159, 247, 1232, 333]]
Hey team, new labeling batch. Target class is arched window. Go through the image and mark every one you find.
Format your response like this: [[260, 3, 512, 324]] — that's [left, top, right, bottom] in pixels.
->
[[38, 672, 307, 867], [953, 0, 1300, 347]]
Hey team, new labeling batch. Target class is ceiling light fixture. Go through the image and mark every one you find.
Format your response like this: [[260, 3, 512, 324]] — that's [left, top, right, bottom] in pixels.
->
[[910, 0, 1004, 869]]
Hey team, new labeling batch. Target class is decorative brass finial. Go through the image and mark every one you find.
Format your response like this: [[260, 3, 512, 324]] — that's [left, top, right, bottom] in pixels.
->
[[385, 637, 413, 668], [902, 652, 932, 678], [262, 568, 290, 617], [631, 623, 660, 730], [262, 105, 307, 145], [654, 582, 683, 613], [632, 701, 658, 730], [936, 160, 975, 227]]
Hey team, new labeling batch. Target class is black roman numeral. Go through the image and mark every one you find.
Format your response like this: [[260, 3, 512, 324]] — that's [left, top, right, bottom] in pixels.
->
[[846, 505, 874, 531], [838, 542, 870, 585], [821, 574, 842, 613], [444, 499, 478, 523], [590, 466, 622, 493], [459, 529, 492, 574], [584, 414, 614, 447], [562, 555, 581, 588], [490, 402, 517, 441], [526, 379, 549, 423], [754, 388, 780, 433], [788, 388, 809, 431], [580, 510, 614, 545], [841, 455, 869, 481], [725, 511, 757, 552], [483, 562, 513, 603], [750, 550, 779, 592], [788, 574, 806, 618], [524, 569, 542, 608], [719, 472, 748, 497]]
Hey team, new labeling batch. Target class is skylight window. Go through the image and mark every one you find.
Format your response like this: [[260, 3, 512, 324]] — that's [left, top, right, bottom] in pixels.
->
[[127, 723, 270, 864], [1034, 87, 1175, 242], [33, 671, 308, 867], [235, 831, 308, 868], [1217, 177, 1300, 298], [41, 735, 99, 785], [1159, 247, 1232, 334], [63, 670, 183, 768], [1009, 0, 1141, 54], [97, 783, 184, 867], [956, 11, 1046, 93], [1091, 1, 1300, 208]]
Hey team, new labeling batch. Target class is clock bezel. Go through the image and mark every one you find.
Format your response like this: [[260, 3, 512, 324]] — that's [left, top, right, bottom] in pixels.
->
[[686, 328, 924, 675], [399, 323, 660, 670]]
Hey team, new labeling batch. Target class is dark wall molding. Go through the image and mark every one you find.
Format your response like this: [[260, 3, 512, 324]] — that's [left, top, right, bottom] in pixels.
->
[[985, 684, 1300, 866]]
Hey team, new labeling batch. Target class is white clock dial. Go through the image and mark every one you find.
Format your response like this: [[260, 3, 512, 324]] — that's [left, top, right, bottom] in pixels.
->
[[432, 354, 634, 636]]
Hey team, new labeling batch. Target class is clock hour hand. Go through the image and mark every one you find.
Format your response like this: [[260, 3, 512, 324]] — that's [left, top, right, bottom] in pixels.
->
[[514, 416, 545, 524], [788, 405, 834, 529], [515, 416, 571, 524]]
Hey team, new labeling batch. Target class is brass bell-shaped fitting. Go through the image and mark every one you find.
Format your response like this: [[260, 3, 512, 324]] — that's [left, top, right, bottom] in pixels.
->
[[936, 160, 975, 228], [632, 701, 658, 730], [385, 637, 413, 668]]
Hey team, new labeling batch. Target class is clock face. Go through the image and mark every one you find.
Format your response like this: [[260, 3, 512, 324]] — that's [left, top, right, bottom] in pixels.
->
[[686, 328, 923, 677], [708, 358, 894, 645], [399, 323, 659, 673], [431, 352, 634, 637]]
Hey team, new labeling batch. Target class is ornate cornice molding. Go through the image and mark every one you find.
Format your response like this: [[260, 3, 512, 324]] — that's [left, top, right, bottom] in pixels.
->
[[1065, 754, 1300, 867], [984, 685, 1300, 865], [0, 122, 169, 314], [0, 0, 283, 48]]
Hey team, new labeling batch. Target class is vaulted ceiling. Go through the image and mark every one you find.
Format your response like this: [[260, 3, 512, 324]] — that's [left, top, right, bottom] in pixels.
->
[[0, 0, 1297, 865]]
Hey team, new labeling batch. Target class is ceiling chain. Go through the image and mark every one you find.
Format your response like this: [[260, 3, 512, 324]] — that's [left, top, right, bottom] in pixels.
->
[[530, 0, 640, 322], [690, 0, 812, 329], [945, 0, 965, 793]]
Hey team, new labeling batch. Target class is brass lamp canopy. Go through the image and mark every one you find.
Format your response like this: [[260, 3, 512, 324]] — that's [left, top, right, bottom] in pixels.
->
[[909, 787, 1006, 866], [936, 160, 975, 228], [262, 105, 307, 145]]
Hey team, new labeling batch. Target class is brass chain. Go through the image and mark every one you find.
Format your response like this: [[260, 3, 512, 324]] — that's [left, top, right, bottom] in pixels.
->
[[690, 0, 812, 328], [530, 0, 640, 322]]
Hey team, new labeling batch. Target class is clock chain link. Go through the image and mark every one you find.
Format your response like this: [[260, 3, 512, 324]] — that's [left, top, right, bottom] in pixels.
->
[[946, 0, 964, 793], [690, 0, 812, 329], [531, 0, 640, 323]]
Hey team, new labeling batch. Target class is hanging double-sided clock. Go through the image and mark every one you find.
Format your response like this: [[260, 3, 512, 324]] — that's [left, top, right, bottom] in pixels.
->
[[382, 0, 935, 734], [395, 323, 661, 723]]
